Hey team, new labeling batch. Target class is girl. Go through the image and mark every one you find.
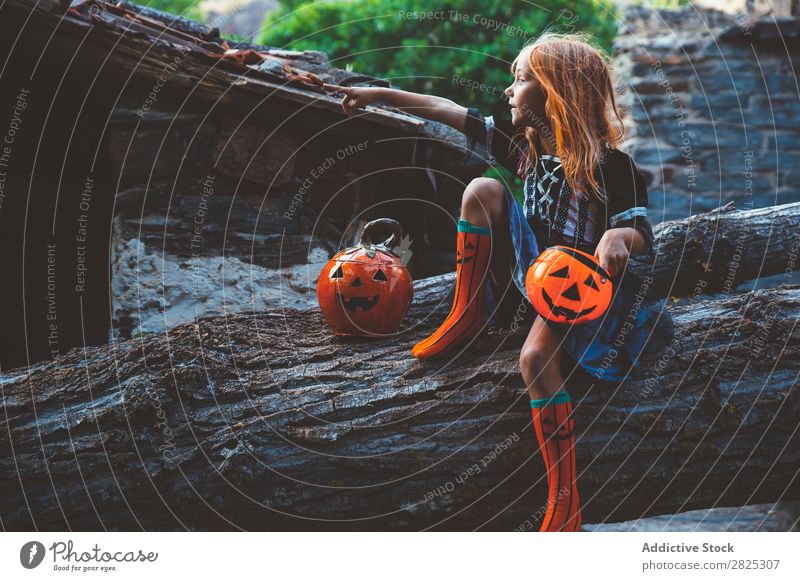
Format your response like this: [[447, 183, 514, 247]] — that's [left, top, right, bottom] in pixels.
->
[[324, 32, 671, 532]]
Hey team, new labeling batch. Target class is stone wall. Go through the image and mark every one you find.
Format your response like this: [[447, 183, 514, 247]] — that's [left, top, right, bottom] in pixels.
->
[[615, 3, 800, 223]]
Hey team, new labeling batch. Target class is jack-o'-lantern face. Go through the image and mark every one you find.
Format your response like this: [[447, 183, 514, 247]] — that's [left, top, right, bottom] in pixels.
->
[[541, 414, 575, 441], [456, 240, 475, 265], [317, 246, 413, 337], [525, 246, 613, 325], [329, 263, 390, 313], [318, 218, 414, 337]]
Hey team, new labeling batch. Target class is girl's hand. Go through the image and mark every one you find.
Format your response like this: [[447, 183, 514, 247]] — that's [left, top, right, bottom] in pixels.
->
[[323, 83, 383, 116], [594, 229, 630, 277]]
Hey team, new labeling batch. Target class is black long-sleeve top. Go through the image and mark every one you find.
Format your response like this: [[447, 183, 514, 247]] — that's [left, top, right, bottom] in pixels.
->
[[462, 107, 655, 258]]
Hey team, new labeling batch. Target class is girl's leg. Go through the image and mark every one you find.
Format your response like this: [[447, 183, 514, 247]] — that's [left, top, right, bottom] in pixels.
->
[[461, 177, 514, 293], [520, 318, 582, 532], [520, 316, 564, 400], [412, 177, 513, 359]]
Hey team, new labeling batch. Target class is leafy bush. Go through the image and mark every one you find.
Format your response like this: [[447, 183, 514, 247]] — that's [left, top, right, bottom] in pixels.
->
[[261, 0, 618, 117], [144, 0, 203, 21], [264, 1, 618, 205]]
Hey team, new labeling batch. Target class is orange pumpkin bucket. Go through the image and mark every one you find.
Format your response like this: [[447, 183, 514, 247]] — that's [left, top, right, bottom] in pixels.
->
[[317, 219, 413, 337], [525, 246, 613, 325]]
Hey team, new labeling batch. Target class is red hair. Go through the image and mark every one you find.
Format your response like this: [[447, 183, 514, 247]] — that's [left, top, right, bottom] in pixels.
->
[[512, 32, 625, 202]]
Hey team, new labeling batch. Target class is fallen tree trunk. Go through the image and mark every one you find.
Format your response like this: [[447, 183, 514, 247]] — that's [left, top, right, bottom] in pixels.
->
[[632, 201, 800, 299], [419, 201, 800, 303], [1, 273, 798, 531]]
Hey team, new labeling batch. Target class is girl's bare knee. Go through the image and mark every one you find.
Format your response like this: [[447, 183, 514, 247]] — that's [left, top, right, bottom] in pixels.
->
[[462, 177, 504, 216], [464, 177, 503, 201], [519, 344, 550, 377]]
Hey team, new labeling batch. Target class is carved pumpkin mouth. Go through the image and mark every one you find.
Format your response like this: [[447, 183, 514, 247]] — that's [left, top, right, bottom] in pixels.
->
[[336, 293, 380, 312], [541, 288, 597, 321]]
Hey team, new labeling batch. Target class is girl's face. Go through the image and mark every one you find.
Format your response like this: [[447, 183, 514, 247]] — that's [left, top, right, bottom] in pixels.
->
[[505, 50, 548, 128]]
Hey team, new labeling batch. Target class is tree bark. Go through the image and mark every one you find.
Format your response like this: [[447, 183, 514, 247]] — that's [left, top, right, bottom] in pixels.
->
[[1, 269, 798, 530], [633, 201, 800, 299], [6, 0, 466, 144]]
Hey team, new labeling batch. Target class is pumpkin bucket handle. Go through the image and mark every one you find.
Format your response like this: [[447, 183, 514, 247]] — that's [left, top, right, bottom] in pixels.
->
[[360, 218, 403, 249]]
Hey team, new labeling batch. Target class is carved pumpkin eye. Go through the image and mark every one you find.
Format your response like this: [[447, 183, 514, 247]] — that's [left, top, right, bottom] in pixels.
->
[[373, 269, 388, 282], [331, 266, 344, 279], [584, 274, 599, 290]]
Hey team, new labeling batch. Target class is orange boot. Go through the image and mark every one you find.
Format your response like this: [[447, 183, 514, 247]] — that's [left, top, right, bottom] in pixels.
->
[[412, 220, 491, 359], [531, 390, 582, 532]]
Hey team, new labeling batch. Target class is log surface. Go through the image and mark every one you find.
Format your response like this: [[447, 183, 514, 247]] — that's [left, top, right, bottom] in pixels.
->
[[634, 201, 800, 298], [416, 200, 800, 302], [1, 273, 798, 531]]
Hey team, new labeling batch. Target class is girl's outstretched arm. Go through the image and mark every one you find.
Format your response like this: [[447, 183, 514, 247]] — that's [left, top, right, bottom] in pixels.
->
[[322, 83, 468, 133]]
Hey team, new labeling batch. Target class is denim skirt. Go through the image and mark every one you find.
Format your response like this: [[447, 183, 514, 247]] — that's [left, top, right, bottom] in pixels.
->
[[485, 186, 674, 382]]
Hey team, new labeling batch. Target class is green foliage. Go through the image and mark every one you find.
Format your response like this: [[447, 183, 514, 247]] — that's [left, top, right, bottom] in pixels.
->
[[277, 0, 313, 9], [262, 0, 619, 117], [224, 33, 249, 42], [265, 1, 619, 206], [145, 0, 203, 21]]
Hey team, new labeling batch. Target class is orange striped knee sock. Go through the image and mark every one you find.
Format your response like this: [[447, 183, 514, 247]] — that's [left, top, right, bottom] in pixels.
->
[[530, 390, 582, 532], [411, 220, 491, 359]]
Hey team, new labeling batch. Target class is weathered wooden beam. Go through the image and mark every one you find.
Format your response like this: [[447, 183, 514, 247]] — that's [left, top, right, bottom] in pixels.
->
[[4, 0, 466, 145]]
